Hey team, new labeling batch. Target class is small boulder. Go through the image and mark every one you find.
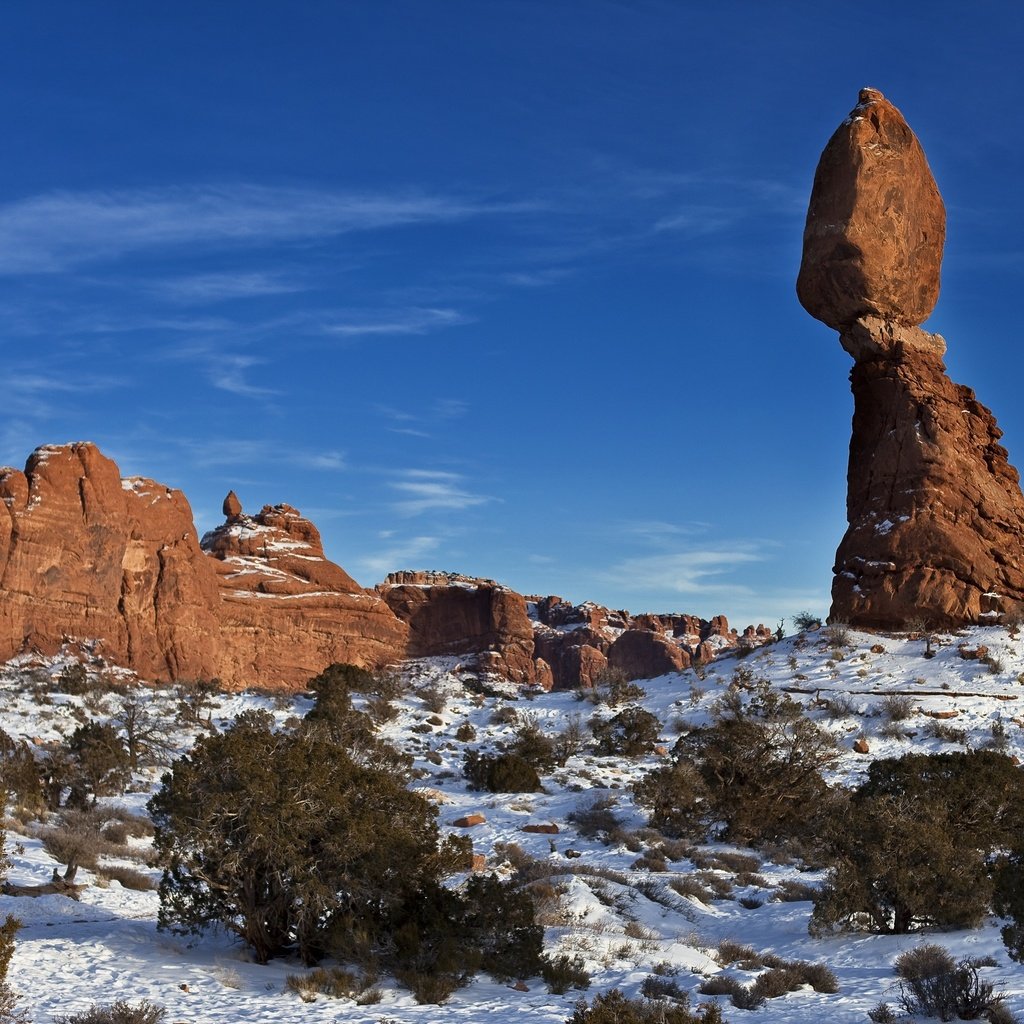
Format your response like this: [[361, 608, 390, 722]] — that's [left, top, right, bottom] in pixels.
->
[[452, 813, 486, 828]]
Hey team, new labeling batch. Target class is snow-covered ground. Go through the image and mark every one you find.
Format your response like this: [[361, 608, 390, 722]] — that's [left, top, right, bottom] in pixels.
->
[[3, 624, 1024, 1022]]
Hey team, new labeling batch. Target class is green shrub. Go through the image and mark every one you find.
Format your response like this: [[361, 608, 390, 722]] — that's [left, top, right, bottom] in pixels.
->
[[591, 708, 661, 757], [813, 751, 1024, 935], [150, 710, 469, 965], [638, 683, 838, 845], [463, 751, 541, 793], [542, 953, 592, 994]]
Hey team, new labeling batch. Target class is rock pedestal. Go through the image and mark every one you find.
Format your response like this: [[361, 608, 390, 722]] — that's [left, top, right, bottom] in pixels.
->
[[799, 90, 1024, 627]]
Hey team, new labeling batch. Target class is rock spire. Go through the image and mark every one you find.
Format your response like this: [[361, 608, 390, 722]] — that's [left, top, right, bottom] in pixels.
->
[[799, 89, 1024, 628]]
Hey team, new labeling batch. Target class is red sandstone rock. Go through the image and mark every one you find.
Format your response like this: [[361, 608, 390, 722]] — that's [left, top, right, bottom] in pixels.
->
[[799, 91, 1024, 629], [853, 737, 870, 754], [797, 88, 945, 331], [222, 490, 242, 519], [0, 443, 406, 689], [521, 823, 559, 834], [607, 629, 691, 680], [378, 572, 537, 683], [452, 813, 486, 827]]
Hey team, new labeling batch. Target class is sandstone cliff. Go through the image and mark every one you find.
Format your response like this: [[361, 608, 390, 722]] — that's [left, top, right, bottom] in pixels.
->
[[0, 443, 406, 688], [799, 89, 1024, 627]]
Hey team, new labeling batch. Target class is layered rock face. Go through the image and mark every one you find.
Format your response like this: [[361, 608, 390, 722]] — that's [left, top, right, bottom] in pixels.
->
[[0, 443, 406, 687], [202, 503, 408, 687], [799, 89, 1024, 627], [378, 572, 543, 685]]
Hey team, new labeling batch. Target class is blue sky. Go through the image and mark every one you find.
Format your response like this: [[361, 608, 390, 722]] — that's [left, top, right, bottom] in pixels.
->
[[2, 1, 1023, 627]]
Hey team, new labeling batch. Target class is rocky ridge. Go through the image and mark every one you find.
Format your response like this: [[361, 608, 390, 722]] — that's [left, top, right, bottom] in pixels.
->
[[798, 89, 1024, 628], [0, 443, 407, 688], [0, 445, 750, 690]]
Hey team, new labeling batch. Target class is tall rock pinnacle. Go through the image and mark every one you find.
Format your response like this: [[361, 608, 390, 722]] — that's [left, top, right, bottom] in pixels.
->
[[800, 89, 1024, 628]]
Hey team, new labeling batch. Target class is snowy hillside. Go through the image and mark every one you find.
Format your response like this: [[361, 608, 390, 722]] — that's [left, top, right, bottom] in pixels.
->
[[2, 624, 1024, 1023]]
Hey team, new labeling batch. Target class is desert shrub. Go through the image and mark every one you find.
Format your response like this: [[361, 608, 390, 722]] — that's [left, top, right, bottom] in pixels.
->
[[639, 682, 839, 845], [66, 721, 132, 805], [96, 865, 156, 891], [150, 710, 470, 965], [173, 678, 219, 728], [364, 694, 398, 724], [880, 693, 915, 722], [792, 611, 821, 632], [640, 975, 687, 1001], [553, 715, 587, 764], [823, 620, 851, 648], [542, 953, 592, 994], [591, 708, 661, 757], [54, 1001, 165, 1024], [56, 663, 91, 695], [895, 944, 956, 980], [898, 954, 1010, 1021], [417, 684, 448, 714], [285, 966, 362, 1001], [463, 751, 541, 793], [632, 760, 708, 840], [669, 876, 716, 903], [567, 988, 724, 1023], [592, 667, 647, 707], [773, 878, 818, 902], [867, 1002, 897, 1023], [716, 940, 763, 968], [821, 693, 857, 719], [923, 719, 968, 744], [568, 796, 622, 840], [393, 968, 462, 1004], [111, 692, 173, 770], [41, 809, 111, 882], [508, 719, 560, 771], [455, 720, 477, 742], [0, 730, 44, 817], [813, 751, 1024, 934]]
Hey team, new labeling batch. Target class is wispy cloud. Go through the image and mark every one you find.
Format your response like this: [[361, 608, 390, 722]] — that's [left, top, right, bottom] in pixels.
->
[[325, 307, 471, 337], [0, 185, 531, 273], [206, 355, 279, 398], [152, 271, 308, 304], [356, 533, 441, 577], [600, 546, 764, 597], [389, 469, 492, 516], [185, 439, 345, 471]]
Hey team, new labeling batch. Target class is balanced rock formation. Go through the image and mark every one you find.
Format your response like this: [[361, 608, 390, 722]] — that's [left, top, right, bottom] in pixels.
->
[[797, 87, 945, 333], [0, 443, 406, 688], [799, 89, 1024, 627]]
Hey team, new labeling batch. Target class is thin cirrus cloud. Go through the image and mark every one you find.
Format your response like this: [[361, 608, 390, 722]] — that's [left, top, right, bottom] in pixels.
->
[[206, 355, 279, 398], [324, 307, 472, 337], [152, 271, 309, 304], [600, 547, 765, 597], [0, 184, 532, 274], [389, 470, 492, 517], [184, 439, 346, 472], [356, 534, 442, 577]]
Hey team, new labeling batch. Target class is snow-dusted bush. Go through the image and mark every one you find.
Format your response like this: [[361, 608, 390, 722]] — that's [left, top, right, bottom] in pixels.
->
[[813, 751, 1024, 935]]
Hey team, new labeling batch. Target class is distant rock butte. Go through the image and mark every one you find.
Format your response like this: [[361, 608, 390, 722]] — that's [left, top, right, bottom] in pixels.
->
[[0, 443, 406, 688], [799, 89, 1024, 628], [0, 444, 755, 689]]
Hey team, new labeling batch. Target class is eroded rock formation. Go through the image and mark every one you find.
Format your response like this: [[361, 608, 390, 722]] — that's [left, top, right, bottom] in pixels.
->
[[799, 89, 1024, 627], [0, 443, 406, 687]]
